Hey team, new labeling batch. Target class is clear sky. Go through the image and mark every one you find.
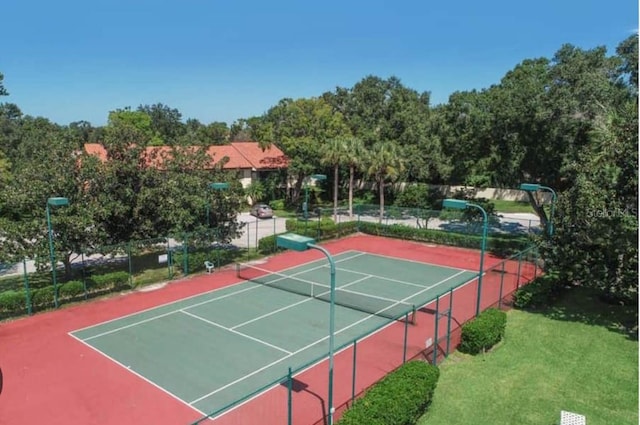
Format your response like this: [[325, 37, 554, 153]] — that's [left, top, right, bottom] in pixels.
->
[[1, 0, 637, 126]]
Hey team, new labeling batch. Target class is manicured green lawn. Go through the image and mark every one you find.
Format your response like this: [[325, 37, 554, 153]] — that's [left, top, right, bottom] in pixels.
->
[[490, 199, 535, 213], [419, 288, 638, 425]]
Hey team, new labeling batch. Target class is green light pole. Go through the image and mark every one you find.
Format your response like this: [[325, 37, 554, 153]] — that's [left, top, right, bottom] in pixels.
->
[[303, 174, 327, 220], [46, 197, 69, 308], [442, 199, 487, 317], [519, 183, 557, 236], [276, 233, 336, 425]]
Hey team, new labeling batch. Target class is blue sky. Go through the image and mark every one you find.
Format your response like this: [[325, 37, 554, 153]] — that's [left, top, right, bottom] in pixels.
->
[[1, 0, 637, 126]]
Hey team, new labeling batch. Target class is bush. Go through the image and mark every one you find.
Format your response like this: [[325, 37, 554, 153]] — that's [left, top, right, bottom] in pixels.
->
[[31, 286, 56, 308], [59, 280, 86, 299], [339, 360, 439, 425], [459, 308, 507, 355], [0, 290, 27, 312], [269, 199, 285, 210], [513, 272, 560, 309], [356, 222, 530, 256], [88, 271, 130, 290]]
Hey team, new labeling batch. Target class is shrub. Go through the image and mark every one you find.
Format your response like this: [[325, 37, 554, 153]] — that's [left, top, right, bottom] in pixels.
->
[[459, 308, 507, 355], [88, 271, 130, 290], [513, 272, 560, 309], [31, 286, 56, 308], [356, 222, 530, 256], [269, 199, 285, 210], [339, 360, 440, 425], [59, 280, 86, 299], [0, 290, 27, 312]]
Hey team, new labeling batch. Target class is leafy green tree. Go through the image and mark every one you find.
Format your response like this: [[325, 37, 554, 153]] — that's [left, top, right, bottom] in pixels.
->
[[324, 76, 450, 183], [0, 72, 7, 96], [543, 101, 638, 301], [366, 141, 405, 221], [250, 97, 349, 204], [138, 103, 186, 145], [245, 181, 265, 205]]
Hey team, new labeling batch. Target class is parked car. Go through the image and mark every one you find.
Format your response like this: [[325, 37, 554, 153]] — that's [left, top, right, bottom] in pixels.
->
[[250, 203, 274, 219]]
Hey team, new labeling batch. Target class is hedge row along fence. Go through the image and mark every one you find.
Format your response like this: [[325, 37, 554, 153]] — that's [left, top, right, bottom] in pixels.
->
[[338, 361, 440, 425], [0, 271, 130, 316], [458, 308, 508, 355]]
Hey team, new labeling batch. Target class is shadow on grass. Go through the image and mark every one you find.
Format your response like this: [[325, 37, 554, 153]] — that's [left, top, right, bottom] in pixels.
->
[[523, 286, 638, 341]]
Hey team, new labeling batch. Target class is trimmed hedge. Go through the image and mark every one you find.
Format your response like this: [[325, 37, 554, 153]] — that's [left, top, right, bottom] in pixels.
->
[[88, 271, 131, 290], [459, 308, 507, 355], [338, 361, 440, 425], [356, 222, 530, 257], [513, 272, 559, 309], [258, 220, 358, 255], [59, 280, 86, 299], [0, 290, 27, 312]]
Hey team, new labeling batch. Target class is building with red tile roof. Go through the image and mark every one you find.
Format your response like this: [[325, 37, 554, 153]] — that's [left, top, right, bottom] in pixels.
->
[[83, 142, 288, 188]]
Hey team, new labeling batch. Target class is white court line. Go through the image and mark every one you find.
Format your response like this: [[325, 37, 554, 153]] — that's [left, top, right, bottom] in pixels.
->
[[201, 269, 478, 421], [71, 250, 364, 335], [230, 274, 373, 330], [335, 266, 430, 288], [179, 310, 292, 355], [356, 250, 475, 272], [189, 268, 470, 406], [68, 332, 208, 419], [77, 252, 366, 342]]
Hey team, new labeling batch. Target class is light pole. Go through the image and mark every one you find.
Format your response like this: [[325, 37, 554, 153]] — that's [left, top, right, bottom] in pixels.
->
[[442, 199, 487, 317], [519, 183, 557, 236], [46, 197, 69, 308], [303, 174, 327, 220], [276, 233, 336, 425]]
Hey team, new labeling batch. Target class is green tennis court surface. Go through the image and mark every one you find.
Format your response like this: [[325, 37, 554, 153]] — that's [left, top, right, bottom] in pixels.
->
[[70, 250, 476, 417]]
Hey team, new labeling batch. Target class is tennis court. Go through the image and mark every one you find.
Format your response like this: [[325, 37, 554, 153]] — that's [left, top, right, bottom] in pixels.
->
[[70, 250, 476, 419]]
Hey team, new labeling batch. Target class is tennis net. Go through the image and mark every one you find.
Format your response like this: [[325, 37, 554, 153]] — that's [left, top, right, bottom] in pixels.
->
[[236, 263, 416, 322]]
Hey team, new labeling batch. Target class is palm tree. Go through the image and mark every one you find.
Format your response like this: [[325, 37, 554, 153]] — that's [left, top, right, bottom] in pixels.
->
[[320, 137, 349, 222], [366, 141, 405, 222], [344, 137, 365, 218]]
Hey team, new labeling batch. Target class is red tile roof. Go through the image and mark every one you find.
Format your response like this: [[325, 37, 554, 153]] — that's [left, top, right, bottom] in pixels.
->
[[83, 142, 288, 170], [231, 142, 289, 170]]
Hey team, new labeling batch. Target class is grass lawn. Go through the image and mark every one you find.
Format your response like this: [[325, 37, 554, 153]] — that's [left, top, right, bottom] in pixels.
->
[[490, 199, 535, 213], [419, 288, 638, 425]]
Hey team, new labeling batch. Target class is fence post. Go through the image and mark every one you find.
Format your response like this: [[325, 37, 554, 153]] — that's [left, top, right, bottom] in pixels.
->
[[273, 217, 277, 251], [81, 252, 88, 299], [516, 252, 523, 289], [255, 218, 259, 250], [403, 312, 409, 363], [182, 233, 189, 276], [533, 249, 539, 278], [351, 340, 357, 405], [22, 258, 32, 315], [433, 295, 440, 365], [287, 367, 292, 425], [498, 261, 505, 309], [127, 242, 133, 287], [446, 289, 453, 356]]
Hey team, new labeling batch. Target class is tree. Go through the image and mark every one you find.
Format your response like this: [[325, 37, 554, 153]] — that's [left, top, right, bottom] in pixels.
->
[[138, 103, 185, 145], [542, 101, 638, 301], [343, 137, 366, 217], [250, 97, 349, 204], [320, 137, 350, 221], [0, 72, 7, 96], [366, 141, 405, 222]]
